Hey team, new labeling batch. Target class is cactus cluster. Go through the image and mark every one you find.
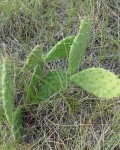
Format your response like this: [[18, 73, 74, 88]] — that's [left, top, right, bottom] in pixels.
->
[[1, 17, 120, 142]]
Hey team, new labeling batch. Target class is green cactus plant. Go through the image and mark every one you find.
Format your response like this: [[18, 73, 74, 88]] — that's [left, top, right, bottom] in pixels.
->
[[44, 36, 75, 62], [1, 58, 14, 126], [23, 45, 43, 71], [24, 17, 120, 102], [67, 18, 92, 74], [1, 58, 23, 141], [35, 70, 69, 101], [12, 106, 23, 141], [71, 67, 120, 99], [26, 64, 43, 103], [1, 17, 120, 143]]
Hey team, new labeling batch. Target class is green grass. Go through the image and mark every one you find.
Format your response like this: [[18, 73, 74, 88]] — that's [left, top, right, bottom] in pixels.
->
[[0, 0, 120, 149]]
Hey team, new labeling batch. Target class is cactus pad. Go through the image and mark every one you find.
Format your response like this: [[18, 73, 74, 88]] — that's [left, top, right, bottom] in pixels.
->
[[36, 70, 69, 101], [23, 45, 43, 71], [71, 67, 120, 99], [1, 58, 14, 125], [68, 18, 91, 74], [44, 36, 75, 62], [12, 106, 23, 141], [26, 64, 43, 103]]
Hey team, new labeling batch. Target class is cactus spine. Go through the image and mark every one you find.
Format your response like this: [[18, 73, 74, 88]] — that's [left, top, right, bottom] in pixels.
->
[[67, 18, 91, 74], [23, 45, 43, 71], [1, 58, 14, 126], [44, 36, 75, 62], [71, 67, 120, 99]]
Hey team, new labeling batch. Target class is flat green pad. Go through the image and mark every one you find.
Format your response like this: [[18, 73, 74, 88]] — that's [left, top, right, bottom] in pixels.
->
[[71, 67, 120, 99], [26, 64, 43, 103], [2, 58, 14, 126], [44, 36, 75, 62], [36, 70, 69, 101], [68, 18, 91, 74], [23, 45, 42, 71], [12, 106, 23, 141]]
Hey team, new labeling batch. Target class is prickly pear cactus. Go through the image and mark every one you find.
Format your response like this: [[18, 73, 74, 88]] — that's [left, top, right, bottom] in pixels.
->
[[23, 45, 43, 71], [44, 36, 75, 62], [71, 67, 120, 99], [35, 70, 69, 101], [26, 64, 43, 103], [1, 58, 14, 125], [67, 18, 91, 74], [12, 106, 23, 141]]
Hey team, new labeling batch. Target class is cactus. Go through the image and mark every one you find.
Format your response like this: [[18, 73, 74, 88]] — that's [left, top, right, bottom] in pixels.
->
[[1, 17, 120, 143], [23, 45, 43, 71], [1, 58, 23, 141], [12, 106, 23, 141], [71, 67, 120, 99], [35, 70, 69, 101], [1, 58, 14, 126], [67, 18, 91, 74], [44, 36, 75, 62], [26, 64, 43, 103]]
